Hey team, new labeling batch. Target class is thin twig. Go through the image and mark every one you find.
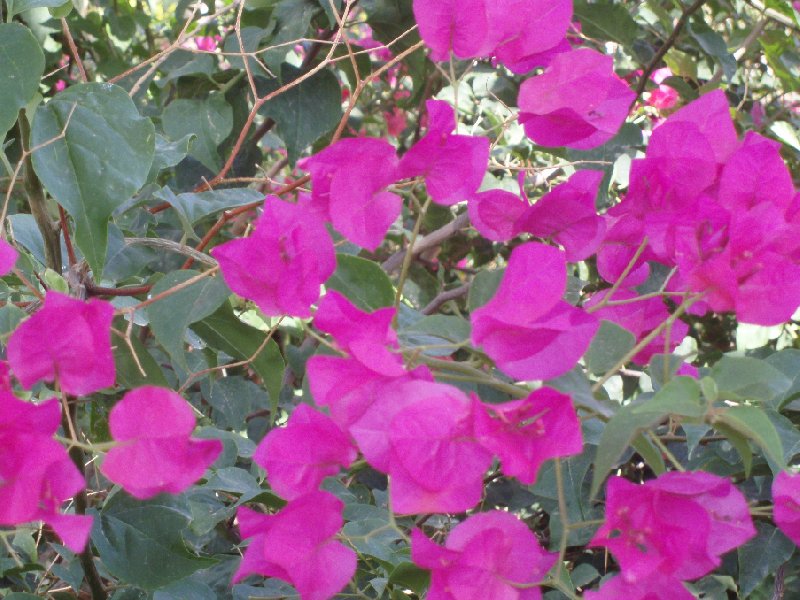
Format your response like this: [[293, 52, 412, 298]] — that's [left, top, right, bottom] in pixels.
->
[[634, 0, 708, 104]]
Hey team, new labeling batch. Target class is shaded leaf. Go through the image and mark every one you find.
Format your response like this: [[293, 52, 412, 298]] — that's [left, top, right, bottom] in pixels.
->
[[326, 254, 395, 311], [162, 94, 233, 171], [0, 23, 44, 136], [31, 83, 155, 275]]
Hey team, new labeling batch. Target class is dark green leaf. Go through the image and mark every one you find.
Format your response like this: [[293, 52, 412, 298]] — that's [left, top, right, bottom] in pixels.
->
[[153, 581, 216, 600], [192, 305, 285, 410], [209, 376, 269, 429], [574, 0, 639, 48], [632, 376, 705, 418], [31, 83, 155, 275], [584, 320, 636, 374], [162, 94, 233, 172], [112, 323, 169, 389], [467, 268, 504, 312], [342, 518, 405, 563], [399, 315, 470, 356], [738, 522, 795, 596], [710, 356, 791, 405], [0, 23, 44, 136], [258, 65, 343, 164], [591, 404, 664, 497], [326, 254, 395, 311], [388, 562, 430, 595], [156, 188, 262, 231], [145, 270, 230, 369], [93, 493, 215, 590], [715, 406, 786, 469]]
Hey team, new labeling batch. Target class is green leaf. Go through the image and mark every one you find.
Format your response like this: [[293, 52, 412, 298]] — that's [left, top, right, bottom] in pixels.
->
[[342, 518, 405, 563], [326, 254, 395, 311], [689, 19, 737, 81], [6, 0, 65, 17], [399, 315, 470, 356], [156, 188, 262, 233], [715, 406, 786, 469], [388, 562, 430, 595], [5, 594, 42, 600], [648, 353, 685, 390], [162, 94, 233, 172], [148, 133, 195, 182], [584, 320, 636, 374], [31, 83, 155, 275], [153, 581, 216, 600], [0, 24, 44, 137], [632, 433, 667, 475], [710, 356, 792, 406], [713, 422, 754, 477], [467, 268, 504, 312], [112, 322, 169, 389], [258, 64, 343, 164], [209, 376, 269, 430], [737, 522, 795, 596], [192, 305, 285, 411], [93, 493, 215, 590], [632, 376, 705, 418], [574, 0, 639, 48], [0, 304, 26, 337], [591, 404, 664, 497], [145, 270, 230, 370]]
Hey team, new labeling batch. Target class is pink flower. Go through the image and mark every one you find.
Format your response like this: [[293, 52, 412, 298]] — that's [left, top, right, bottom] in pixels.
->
[[385, 107, 407, 136], [253, 405, 357, 500], [647, 68, 679, 110], [54, 80, 67, 92], [516, 170, 606, 261], [234, 491, 356, 600], [411, 511, 556, 600], [195, 35, 221, 52], [471, 242, 599, 381], [412, 0, 494, 62], [212, 197, 336, 318], [0, 392, 92, 552], [0, 238, 18, 275], [7, 291, 115, 396], [101, 386, 222, 499], [773, 471, 800, 545], [307, 291, 431, 431], [468, 188, 529, 242], [584, 573, 693, 600], [488, 0, 573, 74], [412, 0, 572, 73], [346, 379, 491, 514], [399, 100, 490, 206], [518, 48, 635, 150], [299, 138, 401, 250], [474, 387, 583, 485], [380, 382, 493, 514], [590, 472, 755, 583]]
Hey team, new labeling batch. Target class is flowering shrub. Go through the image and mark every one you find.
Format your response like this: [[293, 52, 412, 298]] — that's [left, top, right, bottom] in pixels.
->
[[0, 1, 800, 599]]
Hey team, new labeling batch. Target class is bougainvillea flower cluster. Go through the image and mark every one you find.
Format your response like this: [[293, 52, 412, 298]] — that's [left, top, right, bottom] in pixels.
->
[[411, 511, 557, 599], [0, 391, 92, 552], [589, 472, 755, 593], [412, 0, 572, 74], [7, 291, 115, 396], [212, 197, 336, 317], [101, 386, 222, 499], [471, 242, 599, 381]]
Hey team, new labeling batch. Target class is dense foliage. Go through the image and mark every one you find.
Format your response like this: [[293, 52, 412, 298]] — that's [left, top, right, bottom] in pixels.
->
[[1, 0, 800, 599]]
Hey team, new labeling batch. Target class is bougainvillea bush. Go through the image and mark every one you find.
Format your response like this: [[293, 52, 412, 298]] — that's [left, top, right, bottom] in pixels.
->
[[1, 0, 800, 598]]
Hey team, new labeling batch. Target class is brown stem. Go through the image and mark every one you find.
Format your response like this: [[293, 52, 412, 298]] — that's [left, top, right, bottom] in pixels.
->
[[61, 18, 88, 83], [61, 402, 107, 600], [19, 112, 62, 272], [633, 0, 707, 105], [59, 206, 77, 267]]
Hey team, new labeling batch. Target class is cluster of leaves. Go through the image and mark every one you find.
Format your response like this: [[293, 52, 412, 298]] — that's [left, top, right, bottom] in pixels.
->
[[0, 0, 800, 599]]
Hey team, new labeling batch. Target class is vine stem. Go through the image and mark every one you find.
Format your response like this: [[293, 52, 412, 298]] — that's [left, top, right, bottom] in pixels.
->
[[394, 195, 431, 321], [591, 294, 703, 393]]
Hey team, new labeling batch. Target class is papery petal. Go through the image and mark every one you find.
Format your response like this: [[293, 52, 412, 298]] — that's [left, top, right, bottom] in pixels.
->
[[7, 291, 115, 396], [254, 405, 357, 500], [773, 471, 800, 546], [519, 49, 634, 150], [0, 239, 18, 275], [468, 189, 529, 242]]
